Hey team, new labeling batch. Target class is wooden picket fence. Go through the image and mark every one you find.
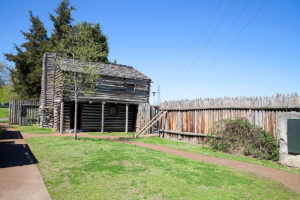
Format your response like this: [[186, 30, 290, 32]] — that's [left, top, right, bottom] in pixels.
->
[[159, 94, 300, 143], [9, 100, 40, 125]]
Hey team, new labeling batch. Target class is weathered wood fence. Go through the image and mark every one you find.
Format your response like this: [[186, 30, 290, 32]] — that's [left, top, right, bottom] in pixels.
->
[[159, 94, 300, 143], [136, 103, 159, 134], [9, 100, 40, 125]]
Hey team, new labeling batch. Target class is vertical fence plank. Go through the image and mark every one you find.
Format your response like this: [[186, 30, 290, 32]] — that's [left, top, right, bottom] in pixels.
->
[[159, 94, 300, 139]]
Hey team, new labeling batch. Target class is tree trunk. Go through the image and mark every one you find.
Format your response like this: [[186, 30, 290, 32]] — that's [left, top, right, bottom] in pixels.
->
[[74, 98, 78, 140], [74, 71, 78, 140]]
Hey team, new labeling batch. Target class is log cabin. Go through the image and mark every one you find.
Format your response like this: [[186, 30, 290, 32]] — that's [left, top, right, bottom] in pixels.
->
[[39, 53, 151, 133]]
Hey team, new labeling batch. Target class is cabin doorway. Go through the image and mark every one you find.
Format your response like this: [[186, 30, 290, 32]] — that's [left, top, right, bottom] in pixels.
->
[[70, 102, 82, 130]]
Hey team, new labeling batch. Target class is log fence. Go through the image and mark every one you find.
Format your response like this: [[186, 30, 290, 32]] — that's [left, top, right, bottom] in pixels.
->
[[9, 100, 39, 125], [159, 94, 300, 143]]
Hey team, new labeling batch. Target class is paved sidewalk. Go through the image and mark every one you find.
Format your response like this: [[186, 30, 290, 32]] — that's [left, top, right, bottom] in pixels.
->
[[0, 125, 51, 200]]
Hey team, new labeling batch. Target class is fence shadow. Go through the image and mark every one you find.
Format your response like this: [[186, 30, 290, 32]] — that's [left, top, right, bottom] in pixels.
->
[[1, 129, 23, 140], [0, 128, 38, 168]]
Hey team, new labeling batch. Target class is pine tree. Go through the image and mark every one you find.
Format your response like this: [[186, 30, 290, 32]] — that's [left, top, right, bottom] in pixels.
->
[[5, 11, 49, 99], [49, 0, 75, 50]]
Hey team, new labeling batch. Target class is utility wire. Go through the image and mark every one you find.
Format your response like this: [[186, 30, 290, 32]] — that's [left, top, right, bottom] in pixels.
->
[[206, 0, 271, 69], [178, 0, 224, 77], [182, 0, 237, 76], [175, 1, 213, 74], [189, 0, 253, 74]]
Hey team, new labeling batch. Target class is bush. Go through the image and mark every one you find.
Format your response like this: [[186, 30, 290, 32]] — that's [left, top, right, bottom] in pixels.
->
[[208, 118, 279, 161]]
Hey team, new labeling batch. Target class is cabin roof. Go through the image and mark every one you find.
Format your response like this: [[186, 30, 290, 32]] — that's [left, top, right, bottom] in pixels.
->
[[53, 53, 151, 81]]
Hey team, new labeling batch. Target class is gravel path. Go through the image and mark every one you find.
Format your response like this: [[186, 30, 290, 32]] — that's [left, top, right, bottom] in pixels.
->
[[0, 124, 51, 200], [2, 123, 300, 196]]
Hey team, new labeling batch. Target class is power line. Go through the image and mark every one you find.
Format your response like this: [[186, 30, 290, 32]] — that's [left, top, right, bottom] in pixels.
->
[[177, 0, 224, 77], [182, 0, 237, 76], [175, 1, 213, 74], [206, 0, 271, 69], [193, 0, 253, 71]]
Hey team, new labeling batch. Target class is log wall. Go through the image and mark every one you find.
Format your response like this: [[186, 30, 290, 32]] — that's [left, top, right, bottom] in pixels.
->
[[62, 102, 137, 132], [159, 94, 300, 143], [63, 76, 150, 104]]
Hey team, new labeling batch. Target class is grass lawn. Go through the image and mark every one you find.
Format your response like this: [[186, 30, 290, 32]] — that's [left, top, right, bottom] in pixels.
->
[[26, 136, 299, 200], [10, 124, 55, 134], [0, 107, 8, 118], [88, 132, 134, 136], [129, 137, 300, 175]]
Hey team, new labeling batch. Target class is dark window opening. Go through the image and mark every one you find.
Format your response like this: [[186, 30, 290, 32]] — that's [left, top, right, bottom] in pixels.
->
[[126, 83, 135, 93], [109, 105, 118, 116]]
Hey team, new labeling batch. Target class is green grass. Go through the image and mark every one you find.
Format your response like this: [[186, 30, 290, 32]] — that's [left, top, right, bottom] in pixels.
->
[[130, 137, 300, 175], [0, 107, 8, 118], [88, 132, 134, 136], [10, 124, 55, 134], [0, 120, 8, 123], [26, 136, 299, 200]]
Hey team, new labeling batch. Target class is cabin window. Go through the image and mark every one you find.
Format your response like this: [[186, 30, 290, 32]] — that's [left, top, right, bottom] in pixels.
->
[[109, 105, 118, 116], [126, 83, 135, 93]]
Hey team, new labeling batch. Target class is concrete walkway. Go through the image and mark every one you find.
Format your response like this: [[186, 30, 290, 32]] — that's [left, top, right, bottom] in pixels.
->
[[0, 125, 51, 200]]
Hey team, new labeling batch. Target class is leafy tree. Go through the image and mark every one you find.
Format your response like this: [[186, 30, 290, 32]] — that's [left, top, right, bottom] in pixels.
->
[[49, 0, 75, 50], [57, 25, 102, 140], [113, 59, 117, 64], [0, 62, 9, 87], [58, 22, 109, 63], [5, 11, 49, 99], [0, 85, 17, 102]]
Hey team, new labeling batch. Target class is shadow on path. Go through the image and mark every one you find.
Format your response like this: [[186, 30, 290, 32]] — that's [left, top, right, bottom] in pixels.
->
[[0, 127, 38, 168]]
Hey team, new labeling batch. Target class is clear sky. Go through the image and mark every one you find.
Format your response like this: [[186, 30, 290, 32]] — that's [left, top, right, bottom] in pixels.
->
[[0, 0, 299, 104]]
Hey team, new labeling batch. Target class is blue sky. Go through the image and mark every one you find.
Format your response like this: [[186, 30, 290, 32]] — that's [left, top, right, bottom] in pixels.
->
[[0, 0, 299, 103]]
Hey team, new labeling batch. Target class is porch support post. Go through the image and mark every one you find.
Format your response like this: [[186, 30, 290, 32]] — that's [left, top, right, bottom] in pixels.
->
[[125, 104, 129, 133], [60, 100, 64, 134], [101, 102, 105, 133]]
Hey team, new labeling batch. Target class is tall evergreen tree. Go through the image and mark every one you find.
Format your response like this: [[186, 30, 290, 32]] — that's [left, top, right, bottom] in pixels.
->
[[5, 11, 49, 99], [58, 22, 109, 63], [49, 0, 75, 50]]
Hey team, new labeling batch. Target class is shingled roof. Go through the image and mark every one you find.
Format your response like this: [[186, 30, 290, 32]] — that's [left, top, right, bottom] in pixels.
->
[[55, 54, 151, 81]]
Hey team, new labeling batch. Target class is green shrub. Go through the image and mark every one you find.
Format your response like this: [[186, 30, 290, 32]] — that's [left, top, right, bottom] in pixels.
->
[[208, 118, 279, 161]]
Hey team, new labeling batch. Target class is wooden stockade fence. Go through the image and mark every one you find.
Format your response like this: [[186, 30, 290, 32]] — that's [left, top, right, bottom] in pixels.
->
[[9, 100, 40, 125], [136, 103, 159, 134], [159, 94, 300, 143]]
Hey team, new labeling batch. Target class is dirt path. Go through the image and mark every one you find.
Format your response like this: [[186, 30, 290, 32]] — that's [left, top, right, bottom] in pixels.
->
[[3, 124, 300, 195], [0, 125, 51, 200], [79, 134, 300, 195]]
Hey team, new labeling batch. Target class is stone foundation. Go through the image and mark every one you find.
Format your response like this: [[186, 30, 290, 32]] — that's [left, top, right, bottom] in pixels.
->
[[39, 107, 54, 128], [276, 112, 300, 169]]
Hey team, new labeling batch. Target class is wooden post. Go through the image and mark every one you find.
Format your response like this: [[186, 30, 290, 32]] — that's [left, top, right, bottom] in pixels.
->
[[194, 110, 197, 133], [60, 100, 64, 134], [101, 102, 105, 133], [178, 111, 181, 132], [125, 104, 129, 133]]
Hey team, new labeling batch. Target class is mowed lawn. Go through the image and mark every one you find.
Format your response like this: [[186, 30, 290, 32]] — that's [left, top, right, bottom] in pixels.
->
[[131, 137, 300, 175], [11, 124, 55, 134], [0, 107, 8, 118], [26, 137, 299, 200], [88, 132, 134, 136], [0, 107, 8, 122]]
